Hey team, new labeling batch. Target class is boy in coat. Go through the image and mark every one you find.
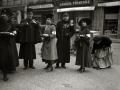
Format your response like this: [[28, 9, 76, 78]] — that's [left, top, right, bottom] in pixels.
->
[[18, 8, 42, 70]]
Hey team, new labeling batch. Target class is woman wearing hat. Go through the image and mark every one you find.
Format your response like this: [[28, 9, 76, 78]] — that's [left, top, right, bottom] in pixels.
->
[[0, 8, 19, 81], [41, 14, 58, 72], [75, 18, 92, 72], [91, 36, 113, 70]]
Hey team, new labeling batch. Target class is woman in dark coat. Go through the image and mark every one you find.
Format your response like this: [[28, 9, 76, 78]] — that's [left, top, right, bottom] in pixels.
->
[[0, 8, 19, 81], [56, 12, 75, 68], [91, 36, 113, 70], [75, 18, 92, 72], [8, 14, 19, 68]]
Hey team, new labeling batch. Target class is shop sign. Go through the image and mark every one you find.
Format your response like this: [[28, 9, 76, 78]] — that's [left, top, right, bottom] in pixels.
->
[[60, 0, 91, 6], [29, 4, 54, 9]]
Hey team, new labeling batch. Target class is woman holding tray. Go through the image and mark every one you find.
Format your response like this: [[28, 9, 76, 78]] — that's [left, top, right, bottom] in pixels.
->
[[0, 8, 19, 81], [75, 18, 92, 73]]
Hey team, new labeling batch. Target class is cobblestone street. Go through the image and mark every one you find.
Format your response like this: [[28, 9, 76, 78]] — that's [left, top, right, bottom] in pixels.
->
[[0, 0, 120, 90], [0, 43, 120, 90], [112, 43, 120, 65]]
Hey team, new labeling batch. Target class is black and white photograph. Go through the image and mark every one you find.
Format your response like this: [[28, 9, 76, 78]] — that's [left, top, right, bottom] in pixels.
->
[[0, 0, 120, 90]]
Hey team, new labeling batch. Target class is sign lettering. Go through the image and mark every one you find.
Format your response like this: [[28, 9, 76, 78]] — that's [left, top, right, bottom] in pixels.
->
[[29, 4, 54, 9], [60, 0, 91, 6]]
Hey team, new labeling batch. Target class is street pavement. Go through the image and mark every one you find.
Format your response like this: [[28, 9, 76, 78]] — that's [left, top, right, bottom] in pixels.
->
[[0, 43, 120, 90]]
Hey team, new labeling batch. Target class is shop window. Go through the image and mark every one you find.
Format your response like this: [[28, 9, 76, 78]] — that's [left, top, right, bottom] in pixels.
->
[[104, 19, 118, 35], [104, 7, 118, 36]]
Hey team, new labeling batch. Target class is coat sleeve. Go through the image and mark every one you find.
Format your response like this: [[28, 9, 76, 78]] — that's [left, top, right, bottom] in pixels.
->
[[68, 25, 75, 38], [32, 19, 40, 28], [39, 25, 46, 34], [15, 19, 27, 28], [80, 28, 91, 46], [49, 25, 56, 39], [91, 42, 97, 54], [11, 24, 18, 35], [56, 21, 60, 38], [80, 28, 90, 41]]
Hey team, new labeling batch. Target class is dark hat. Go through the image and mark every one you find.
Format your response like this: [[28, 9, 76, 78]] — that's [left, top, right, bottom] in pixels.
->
[[27, 8, 33, 13], [46, 14, 54, 19], [1, 8, 13, 16], [63, 12, 69, 16], [93, 36, 102, 42], [78, 18, 91, 26]]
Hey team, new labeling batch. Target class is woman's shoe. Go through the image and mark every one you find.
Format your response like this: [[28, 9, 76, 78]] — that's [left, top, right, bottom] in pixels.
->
[[108, 66, 111, 68], [9, 71, 15, 73], [61, 65, 66, 69], [80, 68, 85, 73], [47, 67, 53, 72], [96, 67, 101, 70], [44, 65, 49, 69], [3, 75, 8, 81], [77, 67, 82, 71]]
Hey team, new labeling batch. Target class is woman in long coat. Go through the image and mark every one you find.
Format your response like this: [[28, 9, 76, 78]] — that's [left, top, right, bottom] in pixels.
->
[[41, 14, 58, 72], [91, 36, 113, 70], [8, 15, 19, 68], [0, 8, 19, 81], [75, 18, 92, 72]]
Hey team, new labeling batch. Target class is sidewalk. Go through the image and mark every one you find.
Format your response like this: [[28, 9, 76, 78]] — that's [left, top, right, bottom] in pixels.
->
[[110, 38, 120, 43]]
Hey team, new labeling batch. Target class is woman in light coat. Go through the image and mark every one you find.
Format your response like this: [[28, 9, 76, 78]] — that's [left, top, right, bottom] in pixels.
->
[[41, 14, 58, 72], [91, 36, 113, 70]]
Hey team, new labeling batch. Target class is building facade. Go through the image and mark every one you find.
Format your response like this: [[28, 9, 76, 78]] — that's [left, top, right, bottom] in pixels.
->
[[93, 0, 120, 38], [0, 0, 28, 23], [0, 0, 120, 38], [28, 0, 54, 24]]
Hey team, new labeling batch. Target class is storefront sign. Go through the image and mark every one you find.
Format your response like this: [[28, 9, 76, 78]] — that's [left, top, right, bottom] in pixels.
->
[[29, 4, 54, 9], [60, 0, 91, 6]]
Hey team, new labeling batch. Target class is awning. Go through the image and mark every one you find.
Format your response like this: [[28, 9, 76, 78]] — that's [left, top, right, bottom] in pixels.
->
[[0, 5, 26, 9], [98, 1, 120, 7], [33, 9, 53, 14], [57, 6, 95, 12]]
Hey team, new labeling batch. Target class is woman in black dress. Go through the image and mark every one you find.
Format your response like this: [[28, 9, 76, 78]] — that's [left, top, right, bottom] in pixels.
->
[[0, 8, 19, 81], [75, 18, 92, 73]]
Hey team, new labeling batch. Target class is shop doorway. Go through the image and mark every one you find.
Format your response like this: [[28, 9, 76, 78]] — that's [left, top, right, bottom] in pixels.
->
[[104, 7, 118, 36]]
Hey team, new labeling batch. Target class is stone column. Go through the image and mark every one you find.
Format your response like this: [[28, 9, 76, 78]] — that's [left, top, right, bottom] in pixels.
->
[[92, 7, 104, 35], [117, 7, 120, 39], [17, 10, 21, 24], [24, 6, 27, 19], [53, 5, 59, 25]]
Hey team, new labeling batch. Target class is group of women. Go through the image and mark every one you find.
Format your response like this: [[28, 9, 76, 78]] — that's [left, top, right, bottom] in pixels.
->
[[0, 8, 113, 82], [75, 18, 113, 72]]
